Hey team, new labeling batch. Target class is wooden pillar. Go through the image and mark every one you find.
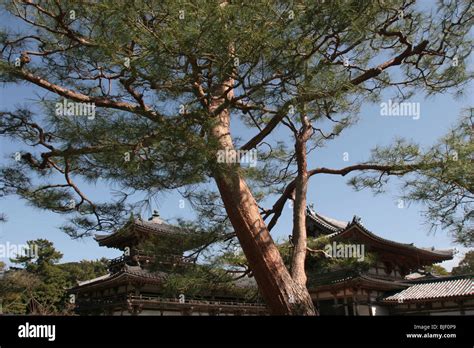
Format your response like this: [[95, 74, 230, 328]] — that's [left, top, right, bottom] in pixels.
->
[[458, 301, 465, 315], [329, 290, 339, 315], [352, 287, 359, 316], [315, 291, 320, 314], [367, 291, 373, 316], [343, 288, 349, 316]]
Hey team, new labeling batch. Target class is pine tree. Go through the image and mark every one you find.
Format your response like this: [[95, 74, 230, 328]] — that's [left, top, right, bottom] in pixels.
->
[[0, 0, 472, 314]]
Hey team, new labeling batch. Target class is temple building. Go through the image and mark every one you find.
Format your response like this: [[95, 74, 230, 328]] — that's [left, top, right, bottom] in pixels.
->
[[69, 209, 474, 316], [306, 208, 474, 316], [69, 212, 266, 316]]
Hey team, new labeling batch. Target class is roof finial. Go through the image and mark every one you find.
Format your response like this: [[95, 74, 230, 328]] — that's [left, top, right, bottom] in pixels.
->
[[352, 215, 362, 224], [307, 203, 316, 216], [149, 210, 163, 223]]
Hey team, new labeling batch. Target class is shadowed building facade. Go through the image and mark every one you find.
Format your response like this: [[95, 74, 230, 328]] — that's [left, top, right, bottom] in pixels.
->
[[69, 209, 473, 316], [306, 208, 473, 316], [69, 212, 266, 316]]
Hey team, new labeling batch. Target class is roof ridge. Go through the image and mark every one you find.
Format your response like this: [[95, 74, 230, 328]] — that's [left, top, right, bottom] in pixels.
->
[[306, 207, 349, 231], [344, 220, 454, 258]]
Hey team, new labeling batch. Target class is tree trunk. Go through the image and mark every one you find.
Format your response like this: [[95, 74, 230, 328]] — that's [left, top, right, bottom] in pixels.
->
[[290, 136, 310, 286], [208, 83, 315, 315], [288, 121, 317, 315]]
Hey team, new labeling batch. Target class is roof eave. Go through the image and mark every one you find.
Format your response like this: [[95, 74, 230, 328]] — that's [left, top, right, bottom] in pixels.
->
[[335, 221, 454, 260]]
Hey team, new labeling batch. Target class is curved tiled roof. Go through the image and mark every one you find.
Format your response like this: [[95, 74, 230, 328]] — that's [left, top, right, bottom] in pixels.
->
[[383, 276, 474, 302], [307, 208, 453, 260], [94, 216, 204, 251], [72, 264, 167, 291], [77, 273, 111, 286], [132, 218, 182, 235], [310, 269, 409, 291], [306, 208, 349, 233], [339, 220, 453, 259], [94, 218, 181, 242]]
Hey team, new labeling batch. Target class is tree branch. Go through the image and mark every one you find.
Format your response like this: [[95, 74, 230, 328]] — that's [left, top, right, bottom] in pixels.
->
[[265, 161, 439, 231], [11, 68, 162, 122], [240, 39, 429, 151]]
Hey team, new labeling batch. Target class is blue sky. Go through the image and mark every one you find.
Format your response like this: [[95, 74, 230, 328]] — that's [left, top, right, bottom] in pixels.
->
[[0, 4, 472, 271], [1, 80, 472, 270]]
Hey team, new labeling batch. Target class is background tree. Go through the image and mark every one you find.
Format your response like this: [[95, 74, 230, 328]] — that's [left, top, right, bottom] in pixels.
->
[[0, 268, 42, 314], [10, 239, 69, 313], [452, 250, 474, 275], [423, 264, 450, 276], [58, 258, 109, 285], [0, 0, 472, 314], [0, 239, 108, 314]]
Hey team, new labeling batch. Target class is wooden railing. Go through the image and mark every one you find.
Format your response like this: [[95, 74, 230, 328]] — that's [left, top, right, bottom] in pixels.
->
[[128, 295, 266, 308], [76, 294, 266, 309], [108, 254, 193, 269]]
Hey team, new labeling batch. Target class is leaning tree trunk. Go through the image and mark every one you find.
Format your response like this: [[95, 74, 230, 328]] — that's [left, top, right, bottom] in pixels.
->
[[208, 82, 315, 315], [289, 125, 317, 314]]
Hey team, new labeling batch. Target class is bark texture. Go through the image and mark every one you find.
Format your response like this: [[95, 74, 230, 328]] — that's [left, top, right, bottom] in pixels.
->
[[288, 118, 317, 314], [208, 81, 315, 315]]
